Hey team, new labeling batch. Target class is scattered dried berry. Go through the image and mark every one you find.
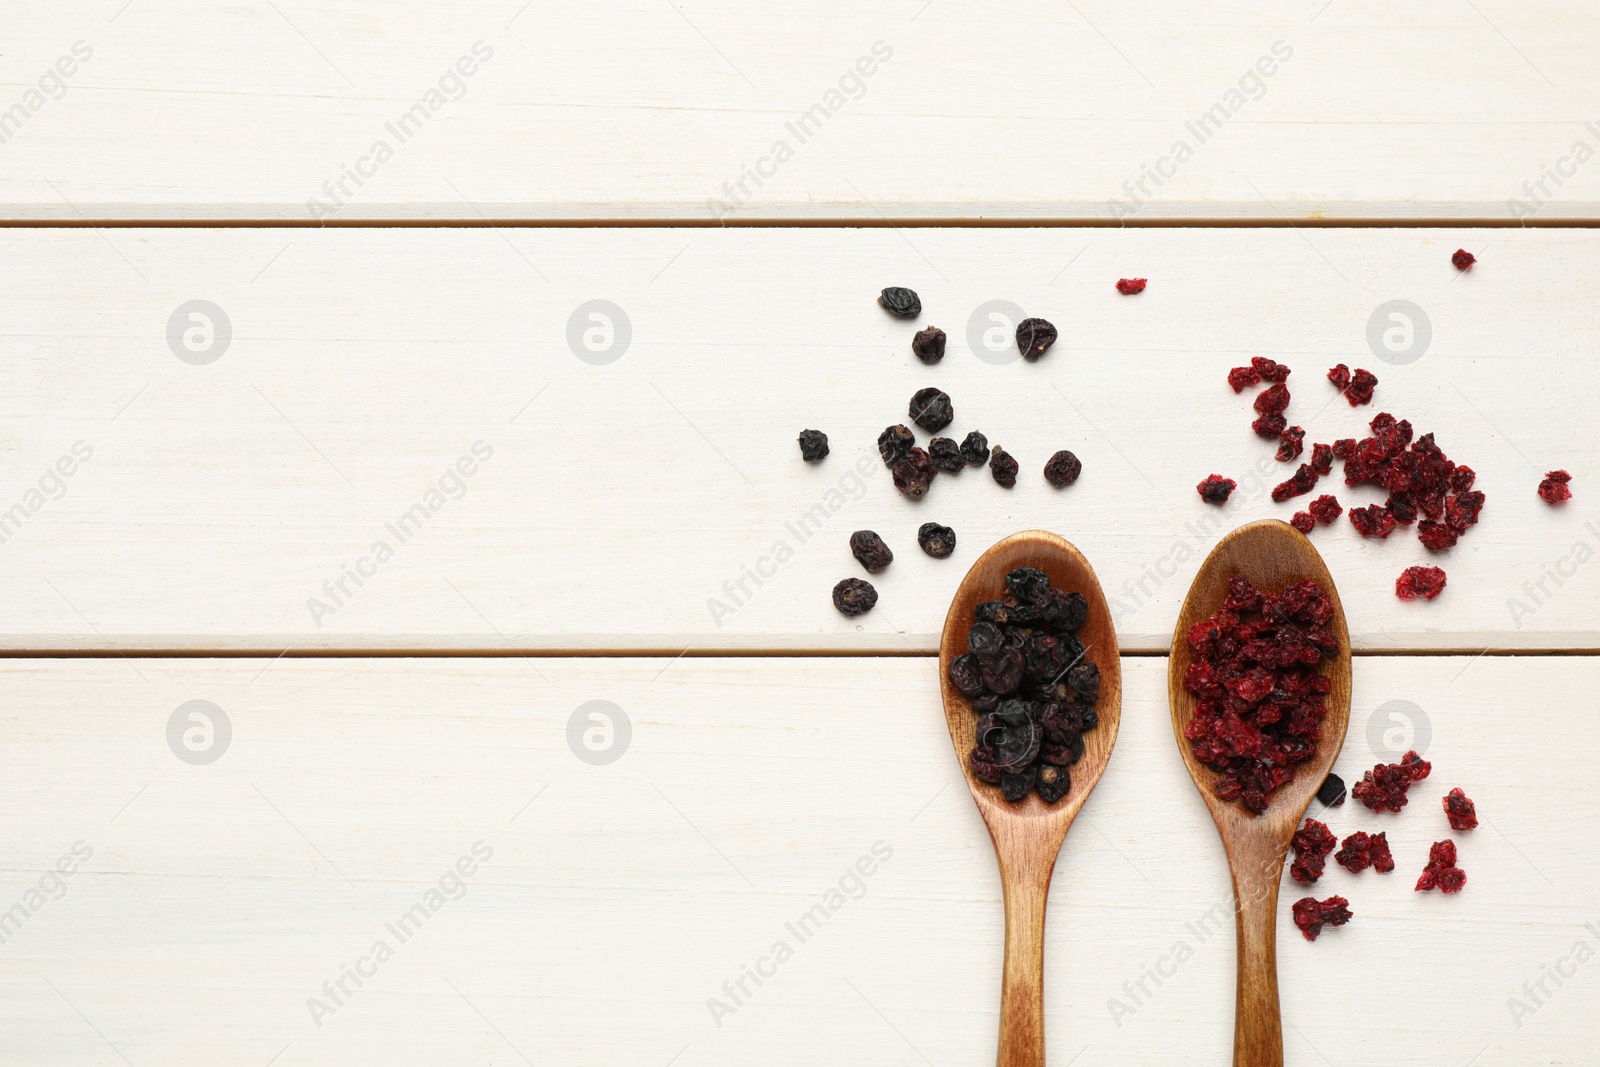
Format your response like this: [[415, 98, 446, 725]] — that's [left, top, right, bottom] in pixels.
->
[[951, 432, 987, 469], [1327, 364, 1351, 391], [1252, 357, 1291, 383], [1334, 830, 1394, 874], [1271, 464, 1320, 503], [798, 429, 829, 462], [1276, 426, 1306, 463], [1255, 383, 1291, 416], [891, 448, 937, 500], [1348, 504, 1397, 539], [912, 326, 946, 364], [1253, 412, 1289, 439], [1342, 368, 1378, 406], [1352, 750, 1432, 813], [1197, 475, 1237, 504], [1396, 565, 1447, 601], [1116, 278, 1147, 295], [1183, 576, 1339, 814], [1291, 511, 1315, 534], [1292, 895, 1352, 941], [1443, 787, 1478, 831], [878, 287, 921, 319], [877, 424, 915, 467], [1308, 495, 1342, 525], [849, 530, 894, 573], [832, 578, 877, 617], [1538, 469, 1572, 505], [1043, 450, 1082, 487], [918, 522, 956, 559], [1016, 318, 1058, 361], [989, 446, 1019, 488], [1228, 366, 1262, 393], [909, 387, 954, 433], [928, 437, 966, 473], [1290, 818, 1338, 883], [1317, 772, 1347, 807], [1452, 249, 1476, 271], [1415, 839, 1466, 893]]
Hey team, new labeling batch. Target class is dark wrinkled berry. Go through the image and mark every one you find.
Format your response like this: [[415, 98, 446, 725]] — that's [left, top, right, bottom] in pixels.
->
[[959, 431, 989, 467], [1036, 763, 1069, 802], [849, 530, 893, 573], [1353, 750, 1432, 812], [909, 387, 954, 433], [917, 522, 956, 558], [1396, 565, 1446, 601], [1006, 567, 1051, 606], [1290, 818, 1337, 884], [1452, 248, 1476, 271], [1292, 896, 1351, 941], [1443, 787, 1478, 830], [832, 578, 877, 617], [912, 326, 946, 364], [1043, 450, 1082, 487], [1538, 469, 1572, 504], [1228, 366, 1262, 393], [1015, 317, 1057, 361], [797, 429, 829, 462], [1317, 772, 1346, 807], [1001, 769, 1035, 803], [1197, 474, 1236, 504], [1116, 278, 1147, 295], [948, 653, 984, 696], [1277, 426, 1305, 462], [928, 437, 965, 472], [989, 446, 1019, 488], [891, 448, 936, 500], [878, 286, 921, 319], [877, 424, 915, 467]]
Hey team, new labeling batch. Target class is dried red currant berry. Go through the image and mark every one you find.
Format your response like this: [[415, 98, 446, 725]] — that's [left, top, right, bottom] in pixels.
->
[[959, 431, 990, 467], [1228, 366, 1262, 393], [1043, 450, 1082, 487], [989, 446, 1019, 488], [1271, 464, 1319, 503], [1415, 838, 1466, 893], [1327, 364, 1352, 390], [1116, 278, 1147, 295], [1291, 511, 1315, 533], [928, 437, 965, 473], [1292, 895, 1352, 941], [798, 429, 829, 462], [1253, 412, 1289, 439], [891, 448, 937, 499], [1348, 504, 1397, 539], [877, 424, 915, 467], [1396, 565, 1447, 601], [1016, 317, 1058, 361], [1334, 830, 1392, 874], [1416, 520, 1457, 551], [1317, 772, 1347, 807], [1197, 474, 1237, 504], [918, 522, 956, 558], [1343, 368, 1378, 406], [1310, 443, 1334, 476], [1276, 426, 1306, 462], [1255, 383, 1291, 415], [832, 578, 877, 617], [912, 326, 946, 364], [1332, 438, 1357, 460], [878, 286, 921, 318], [1352, 749, 1432, 812], [909, 387, 954, 433], [1252, 357, 1291, 383], [1443, 787, 1478, 830], [1452, 248, 1476, 271], [1538, 469, 1572, 504], [1308, 495, 1342, 525], [849, 530, 894, 573], [1433, 866, 1467, 892], [1290, 818, 1338, 883], [1368, 831, 1395, 873]]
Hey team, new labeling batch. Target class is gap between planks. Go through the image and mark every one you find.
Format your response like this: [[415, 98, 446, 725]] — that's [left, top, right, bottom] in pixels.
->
[[2, 217, 1599, 229]]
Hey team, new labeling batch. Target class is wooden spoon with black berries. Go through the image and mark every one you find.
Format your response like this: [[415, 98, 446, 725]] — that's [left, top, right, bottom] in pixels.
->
[[940, 531, 1122, 1067], [1167, 519, 1352, 1067]]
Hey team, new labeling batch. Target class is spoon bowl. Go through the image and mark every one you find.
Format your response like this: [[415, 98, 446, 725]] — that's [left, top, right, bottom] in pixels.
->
[[939, 531, 1121, 1067], [1167, 519, 1352, 1067]]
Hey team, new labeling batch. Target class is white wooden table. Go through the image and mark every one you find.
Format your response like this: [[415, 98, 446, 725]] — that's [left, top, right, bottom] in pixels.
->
[[2, 5, 1597, 1065]]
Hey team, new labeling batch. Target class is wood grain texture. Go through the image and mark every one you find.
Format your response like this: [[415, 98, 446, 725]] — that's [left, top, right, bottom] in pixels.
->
[[0, 226, 1594, 652], [938, 531, 1122, 1065], [1167, 520, 1353, 1067], [0, 655, 1594, 1065], [2, 2, 1597, 221]]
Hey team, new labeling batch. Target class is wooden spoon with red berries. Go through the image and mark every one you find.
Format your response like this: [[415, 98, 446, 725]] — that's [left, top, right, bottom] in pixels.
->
[[939, 531, 1122, 1067], [1167, 519, 1352, 1067]]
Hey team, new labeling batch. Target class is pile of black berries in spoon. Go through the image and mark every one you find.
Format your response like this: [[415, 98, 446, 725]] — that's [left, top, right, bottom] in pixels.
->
[[947, 567, 1101, 804]]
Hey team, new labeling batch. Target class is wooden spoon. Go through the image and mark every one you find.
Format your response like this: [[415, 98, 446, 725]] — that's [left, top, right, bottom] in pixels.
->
[[1167, 519, 1352, 1067], [939, 531, 1122, 1067]]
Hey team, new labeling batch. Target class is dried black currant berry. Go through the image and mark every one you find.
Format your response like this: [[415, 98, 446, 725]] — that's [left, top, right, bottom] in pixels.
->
[[797, 429, 829, 462], [968, 621, 1004, 655], [912, 326, 946, 364], [989, 446, 1019, 488], [878, 287, 921, 319], [959, 431, 989, 467], [1317, 772, 1347, 807], [1000, 768, 1035, 803], [877, 424, 915, 467], [918, 522, 956, 558], [1043, 450, 1082, 487], [1016, 317, 1058, 361], [1005, 567, 1052, 607], [831, 578, 877, 617], [1036, 764, 1070, 803], [849, 530, 893, 573], [891, 448, 936, 499], [948, 653, 985, 696], [909, 387, 954, 433], [927, 437, 965, 473]]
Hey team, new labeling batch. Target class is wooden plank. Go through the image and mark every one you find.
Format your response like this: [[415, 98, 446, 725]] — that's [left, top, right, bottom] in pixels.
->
[[1, 226, 1594, 652], [0, 655, 1591, 1064], [2, 2, 1596, 221]]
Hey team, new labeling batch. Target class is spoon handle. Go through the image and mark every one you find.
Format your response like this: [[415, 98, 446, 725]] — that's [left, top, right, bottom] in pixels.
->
[[1230, 850, 1287, 1067], [995, 853, 1053, 1067]]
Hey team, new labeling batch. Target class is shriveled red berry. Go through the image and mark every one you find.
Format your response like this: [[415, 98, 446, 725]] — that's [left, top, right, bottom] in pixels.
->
[[1255, 383, 1291, 415], [1348, 504, 1397, 539], [1197, 474, 1237, 504], [1352, 750, 1432, 813], [1334, 830, 1393, 874], [1228, 366, 1262, 393], [1417, 519, 1459, 551], [1252, 357, 1291, 383], [1290, 818, 1337, 883], [1443, 787, 1478, 830], [1116, 277, 1147, 295], [1308, 495, 1342, 525], [1327, 364, 1351, 390], [1538, 469, 1572, 504], [1396, 565, 1447, 601], [1291, 511, 1315, 534], [1452, 248, 1476, 271], [1277, 426, 1306, 462], [1416, 838, 1466, 893], [1310, 443, 1334, 476], [1271, 464, 1319, 503], [1292, 895, 1352, 941], [1253, 412, 1288, 439], [1343, 368, 1378, 406]]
